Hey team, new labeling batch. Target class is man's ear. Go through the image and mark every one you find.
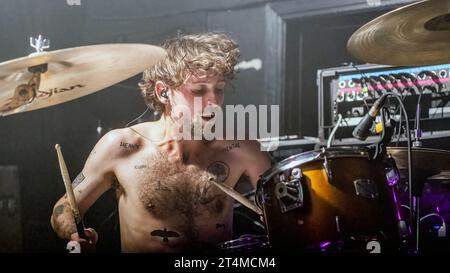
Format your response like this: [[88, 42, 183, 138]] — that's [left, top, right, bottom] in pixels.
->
[[155, 81, 169, 104]]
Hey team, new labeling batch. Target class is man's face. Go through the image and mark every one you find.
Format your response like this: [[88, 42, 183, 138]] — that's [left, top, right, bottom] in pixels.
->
[[170, 73, 226, 126]]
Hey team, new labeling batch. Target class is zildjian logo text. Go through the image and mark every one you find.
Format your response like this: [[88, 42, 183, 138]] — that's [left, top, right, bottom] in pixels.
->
[[37, 84, 85, 99]]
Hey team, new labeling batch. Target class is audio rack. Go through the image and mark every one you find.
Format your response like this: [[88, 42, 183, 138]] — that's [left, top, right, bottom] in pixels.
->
[[317, 63, 450, 140]]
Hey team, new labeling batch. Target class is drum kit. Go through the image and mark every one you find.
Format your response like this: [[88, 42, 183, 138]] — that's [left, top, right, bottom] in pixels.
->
[[1, 0, 449, 254], [224, 0, 450, 253]]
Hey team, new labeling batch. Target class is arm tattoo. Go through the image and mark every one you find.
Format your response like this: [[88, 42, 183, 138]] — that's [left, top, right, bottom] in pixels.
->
[[54, 204, 65, 218], [72, 172, 85, 188], [207, 161, 230, 183], [216, 223, 225, 229], [150, 228, 180, 243]]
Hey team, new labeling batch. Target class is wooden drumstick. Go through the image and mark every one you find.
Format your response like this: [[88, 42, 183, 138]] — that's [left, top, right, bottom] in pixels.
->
[[55, 144, 87, 240], [208, 177, 262, 215]]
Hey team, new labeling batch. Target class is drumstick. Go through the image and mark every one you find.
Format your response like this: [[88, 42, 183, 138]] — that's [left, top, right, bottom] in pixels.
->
[[55, 144, 87, 240], [208, 177, 262, 215]]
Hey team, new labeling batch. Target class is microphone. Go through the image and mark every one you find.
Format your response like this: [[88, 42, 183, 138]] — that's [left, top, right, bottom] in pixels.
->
[[352, 94, 388, 140]]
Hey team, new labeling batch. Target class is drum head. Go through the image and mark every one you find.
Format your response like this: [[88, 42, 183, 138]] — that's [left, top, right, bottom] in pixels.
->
[[260, 146, 371, 185]]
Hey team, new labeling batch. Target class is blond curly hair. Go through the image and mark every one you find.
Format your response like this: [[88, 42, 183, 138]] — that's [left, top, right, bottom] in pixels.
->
[[138, 33, 240, 113]]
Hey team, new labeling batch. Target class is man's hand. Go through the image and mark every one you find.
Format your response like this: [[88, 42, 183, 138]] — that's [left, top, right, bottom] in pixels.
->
[[68, 228, 98, 253]]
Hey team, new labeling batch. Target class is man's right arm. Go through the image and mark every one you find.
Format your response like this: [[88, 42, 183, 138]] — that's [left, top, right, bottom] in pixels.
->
[[50, 130, 123, 240]]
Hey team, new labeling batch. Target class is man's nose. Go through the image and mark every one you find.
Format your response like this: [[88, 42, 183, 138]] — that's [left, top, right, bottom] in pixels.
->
[[204, 95, 220, 107]]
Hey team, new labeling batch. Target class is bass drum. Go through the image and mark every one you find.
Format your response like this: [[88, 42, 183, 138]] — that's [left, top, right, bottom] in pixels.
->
[[256, 146, 403, 253]]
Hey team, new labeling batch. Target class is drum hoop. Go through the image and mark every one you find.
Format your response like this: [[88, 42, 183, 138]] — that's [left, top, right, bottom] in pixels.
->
[[259, 146, 370, 182], [218, 235, 269, 250]]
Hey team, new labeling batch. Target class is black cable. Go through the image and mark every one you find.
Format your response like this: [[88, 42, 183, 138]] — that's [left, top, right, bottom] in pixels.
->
[[395, 103, 402, 146], [348, 63, 372, 112], [415, 93, 423, 133], [395, 95, 408, 146], [389, 93, 414, 251], [371, 105, 389, 160], [390, 94, 411, 194]]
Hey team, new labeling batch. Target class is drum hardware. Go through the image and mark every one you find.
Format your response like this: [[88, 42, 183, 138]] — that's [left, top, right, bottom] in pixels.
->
[[217, 234, 269, 252], [309, 216, 346, 253], [353, 179, 379, 199], [2, 35, 50, 114], [386, 146, 450, 251], [385, 155, 400, 187], [335, 216, 342, 234], [257, 146, 402, 252], [274, 168, 304, 213], [322, 154, 332, 181], [255, 188, 272, 207], [412, 91, 425, 252], [30, 35, 50, 53], [413, 93, 424, 148], [385, 155, 410, 241], [352, 106, 396, 199], [352, 90, 416, 250]]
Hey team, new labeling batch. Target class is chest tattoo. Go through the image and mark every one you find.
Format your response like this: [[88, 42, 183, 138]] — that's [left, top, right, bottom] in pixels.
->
[[136, 153, 231, 243]]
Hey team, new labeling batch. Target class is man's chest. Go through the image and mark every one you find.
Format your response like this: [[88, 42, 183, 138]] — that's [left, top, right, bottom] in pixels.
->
[[115, 150, 243, 219], [116, 146, 245, 190]]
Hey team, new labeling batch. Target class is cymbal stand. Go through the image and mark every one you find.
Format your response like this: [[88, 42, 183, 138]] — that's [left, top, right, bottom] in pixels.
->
[[411, 92, 423, 253]]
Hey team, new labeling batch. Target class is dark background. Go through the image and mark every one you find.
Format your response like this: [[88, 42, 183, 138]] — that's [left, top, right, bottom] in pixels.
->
[[0, 0, 424, 252]]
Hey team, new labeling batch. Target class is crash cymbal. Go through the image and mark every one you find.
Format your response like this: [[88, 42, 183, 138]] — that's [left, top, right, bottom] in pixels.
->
[[347, 0, 450, 66], [0, 43, 166, 116], [386, 146, 450, 181]]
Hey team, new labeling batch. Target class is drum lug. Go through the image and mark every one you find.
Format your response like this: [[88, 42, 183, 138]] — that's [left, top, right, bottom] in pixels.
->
[[323, 155, 333, 181], [275, 168, 304, 213], [384, 155, 400, 186], [353, 179, 379, 199], [261, 192, 272, 206]]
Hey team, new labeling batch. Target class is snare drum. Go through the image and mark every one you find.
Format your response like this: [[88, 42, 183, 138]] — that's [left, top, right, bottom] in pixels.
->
[[256, 146, 403, 252]]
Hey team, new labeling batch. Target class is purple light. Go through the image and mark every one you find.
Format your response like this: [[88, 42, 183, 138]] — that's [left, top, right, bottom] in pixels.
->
[[320, 241, 332, 248], [386, 168, 400, 186], [392, 189, 402, 221]]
